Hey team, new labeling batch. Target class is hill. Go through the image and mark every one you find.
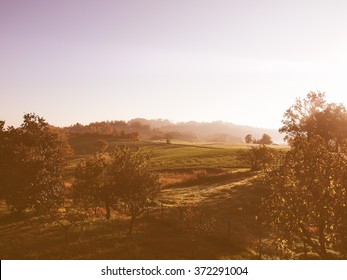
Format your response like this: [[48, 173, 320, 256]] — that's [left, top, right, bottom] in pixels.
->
[[64, 118, 283, 144]]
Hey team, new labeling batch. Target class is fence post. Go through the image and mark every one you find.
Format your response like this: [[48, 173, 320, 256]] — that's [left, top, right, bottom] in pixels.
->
[[227, 217, 231, 242]]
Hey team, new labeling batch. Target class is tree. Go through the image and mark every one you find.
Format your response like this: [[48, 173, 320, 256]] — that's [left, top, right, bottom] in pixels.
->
[[164, 132, 173, 144], [279, 91, 347, 151], [110, 146, 159, 233], [258, 133, 273, 145], [0, 121, 7, 202], [263, 93, 347, 258], [73, 146, 160, 228], [247, 145, 278, 171], [245, 134, 253, 144], [73, 153, 115, 220], [130, 132, 140, 142], [264, 136, 347, 258], [279, 91, 327, 142], [0, 114, 68, 212]]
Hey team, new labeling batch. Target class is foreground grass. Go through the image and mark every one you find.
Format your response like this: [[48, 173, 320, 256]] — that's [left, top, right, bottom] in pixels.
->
[[1, 140, 291, 259], [0, 170, 268, 260]]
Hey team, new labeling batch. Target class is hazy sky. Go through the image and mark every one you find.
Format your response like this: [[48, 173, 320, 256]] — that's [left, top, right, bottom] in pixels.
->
[[1, 0, 347, 129]]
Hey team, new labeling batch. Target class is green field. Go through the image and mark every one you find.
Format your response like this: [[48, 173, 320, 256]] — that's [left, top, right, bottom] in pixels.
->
[[0, 139, 289, 259], [66, 138, 287, 174], [65, 139, 253, 176]]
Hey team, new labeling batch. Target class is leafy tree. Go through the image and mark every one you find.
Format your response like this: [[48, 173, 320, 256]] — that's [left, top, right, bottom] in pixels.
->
[[0, 114, 68, 212], [264, 136, 347, 258], [0, 121, 7, 201], [258, 133, 273, 145], [110, 146, 159, 233], [279, 91, 327, 142], [263, 93, 347, 258], [73, 146, 159, 228], [245, 134, 253, 144], [73, 154, 115, 220], [279, 91, 347, 151], [247, 145, 278, 171], [164, 132, 173, 144], [309, 103, 347, 152]]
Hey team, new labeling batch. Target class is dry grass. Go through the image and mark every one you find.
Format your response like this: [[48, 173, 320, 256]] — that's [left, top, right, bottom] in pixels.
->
[[158, 169, 224, 187], [0, 168, 270, 259]]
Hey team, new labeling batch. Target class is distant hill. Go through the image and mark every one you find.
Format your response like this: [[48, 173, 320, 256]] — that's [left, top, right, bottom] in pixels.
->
[[64, 118, 284, 144], [154, 120, 283, 143]]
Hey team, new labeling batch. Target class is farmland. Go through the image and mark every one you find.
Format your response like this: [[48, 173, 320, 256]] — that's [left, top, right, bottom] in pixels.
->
[[66, 138, 285, 174], [0, 138, 289, 259]]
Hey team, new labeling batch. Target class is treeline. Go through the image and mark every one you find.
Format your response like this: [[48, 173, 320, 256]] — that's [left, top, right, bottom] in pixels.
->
[[64, 118, 280, 143], [65, 119, 198, 141]]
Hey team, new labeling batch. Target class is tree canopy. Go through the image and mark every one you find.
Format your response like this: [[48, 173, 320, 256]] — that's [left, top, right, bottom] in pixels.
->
[[245, 134, 253, 144], [279, 91, 347, 151], [73, 146, 159, 231], [258, 133, 273, 145], [73, 153, 114, 219], [264, 92, 347, 258], [0, 113, 68, 212], [110, 146, 159, 233]]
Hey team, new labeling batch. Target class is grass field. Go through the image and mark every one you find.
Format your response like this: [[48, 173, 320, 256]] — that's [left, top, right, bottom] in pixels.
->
[[0, 139, 289, 259], [65, 139, 288, 175], [0, 171, 267, 259], [64, 140, 253, 176]]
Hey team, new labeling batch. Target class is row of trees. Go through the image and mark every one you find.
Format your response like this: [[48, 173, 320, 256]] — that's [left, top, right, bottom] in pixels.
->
[[245, 133, 273, 145], [68, 120, 197, 142], [73, 147, 159, 232], [0, 114, 159, 233]]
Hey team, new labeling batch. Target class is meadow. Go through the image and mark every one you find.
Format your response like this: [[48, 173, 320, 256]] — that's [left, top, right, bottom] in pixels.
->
[[0, 139, 289, 260]]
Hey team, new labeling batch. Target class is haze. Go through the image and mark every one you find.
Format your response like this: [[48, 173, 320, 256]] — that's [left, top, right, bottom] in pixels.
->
[[1, 0, 347, 128]]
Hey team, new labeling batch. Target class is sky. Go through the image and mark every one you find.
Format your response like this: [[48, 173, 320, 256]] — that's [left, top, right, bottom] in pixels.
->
[[1, 0, 347, 129]]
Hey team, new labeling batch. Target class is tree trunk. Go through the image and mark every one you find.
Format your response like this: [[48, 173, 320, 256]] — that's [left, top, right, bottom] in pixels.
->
[[318, 223, 327, 258], [105, 201, 111, 220], [304, 241, 307, 259], [299, 224, 321, 256]]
